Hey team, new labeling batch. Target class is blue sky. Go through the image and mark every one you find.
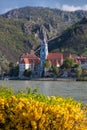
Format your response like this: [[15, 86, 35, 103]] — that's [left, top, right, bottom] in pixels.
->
[[0, 0, 87, 14]]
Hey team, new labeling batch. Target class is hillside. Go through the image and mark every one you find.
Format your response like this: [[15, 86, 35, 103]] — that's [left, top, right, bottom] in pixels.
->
[[0, 6, 87, 71], [48, 17, 87, 56]]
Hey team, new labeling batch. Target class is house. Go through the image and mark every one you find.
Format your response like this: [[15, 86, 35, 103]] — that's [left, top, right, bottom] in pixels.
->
[[69, 54, 87, 69], [75, 56, 87, 69], [19, 52, 40, 77], [47, 53, 64, 67]]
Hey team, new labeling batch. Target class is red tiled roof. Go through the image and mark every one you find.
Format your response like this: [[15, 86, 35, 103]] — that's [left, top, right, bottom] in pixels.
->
[[47, 53, 63, 60], [76, 56, 87, 62], [20, 53, 40, 64], [21, 53, 39, 59]]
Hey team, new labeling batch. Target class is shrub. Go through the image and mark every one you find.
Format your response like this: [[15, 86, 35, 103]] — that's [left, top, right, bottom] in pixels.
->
[[0, 86, 87, 129]]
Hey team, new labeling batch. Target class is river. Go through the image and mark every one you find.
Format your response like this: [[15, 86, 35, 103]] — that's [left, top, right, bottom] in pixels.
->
[[0, 80, 87, 104]]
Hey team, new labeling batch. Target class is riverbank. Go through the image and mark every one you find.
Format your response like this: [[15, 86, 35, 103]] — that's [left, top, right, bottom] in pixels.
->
[[76, 76, 87, 81], [29, 77, 76, 81], [8, 76, 76, 81]]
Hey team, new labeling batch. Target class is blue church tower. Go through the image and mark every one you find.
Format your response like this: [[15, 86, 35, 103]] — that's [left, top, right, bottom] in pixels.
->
[[39, 26, 48, 77]]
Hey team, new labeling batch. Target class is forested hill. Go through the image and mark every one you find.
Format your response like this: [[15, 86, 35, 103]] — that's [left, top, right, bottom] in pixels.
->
[[48, 17, 87, 56], [0, 6, 87, 70]]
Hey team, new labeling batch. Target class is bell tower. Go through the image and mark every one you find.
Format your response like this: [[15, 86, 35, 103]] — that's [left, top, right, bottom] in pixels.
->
[[39, 26, 48, 77], [40, 40, 48, 61]]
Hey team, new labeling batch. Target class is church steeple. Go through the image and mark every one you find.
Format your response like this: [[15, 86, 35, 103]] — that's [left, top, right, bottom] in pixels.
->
[[39, 25, 48, 77], [40, 40, 48, 61]]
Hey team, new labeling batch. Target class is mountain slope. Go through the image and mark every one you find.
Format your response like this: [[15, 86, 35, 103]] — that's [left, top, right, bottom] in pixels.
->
[[48, 17, 87, 55], [0, 17, 42, 71]]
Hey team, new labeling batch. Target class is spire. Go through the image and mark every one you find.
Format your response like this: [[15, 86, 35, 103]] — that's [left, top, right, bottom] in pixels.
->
[[38, 25, 48, 77], [39, 25, 47, 42], [40, 25, 48, 60]]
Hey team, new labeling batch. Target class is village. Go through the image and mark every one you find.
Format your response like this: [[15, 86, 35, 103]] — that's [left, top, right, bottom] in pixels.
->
[[1, 28, 87, 80], [18, 46, 87, 80], [12, 29, 87, 80]]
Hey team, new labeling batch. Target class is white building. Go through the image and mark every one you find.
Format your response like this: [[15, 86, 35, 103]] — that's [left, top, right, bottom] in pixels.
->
[[19, 53, 40, 77]]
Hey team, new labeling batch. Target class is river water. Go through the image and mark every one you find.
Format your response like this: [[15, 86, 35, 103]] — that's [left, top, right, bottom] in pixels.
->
[[0, 80, 87, 104]]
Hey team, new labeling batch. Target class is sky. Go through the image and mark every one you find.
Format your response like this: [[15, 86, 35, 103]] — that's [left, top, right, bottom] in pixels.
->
[[0, 0, 87, 14]]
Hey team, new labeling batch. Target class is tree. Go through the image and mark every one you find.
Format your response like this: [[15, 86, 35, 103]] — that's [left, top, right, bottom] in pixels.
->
[[13, 66, 19, 77], [43, 60, 51, 76], [74, 63, 79, 68], [43, 61, 51, 68], [76, 66, 82, 78], [63, 57, 74, 69], [24, 69, 32, 77], [9, 62, 15, 68], [53, 66, 59, 75], [9, 65, 19, 77], [82, 69, 87, 76]]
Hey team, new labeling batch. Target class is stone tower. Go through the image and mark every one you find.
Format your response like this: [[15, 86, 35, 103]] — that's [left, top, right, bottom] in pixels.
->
[[39, 26, 48, 77]]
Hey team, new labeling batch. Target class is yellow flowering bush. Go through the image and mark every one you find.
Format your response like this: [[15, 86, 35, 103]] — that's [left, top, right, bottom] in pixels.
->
[[0, 87, 87, 130]]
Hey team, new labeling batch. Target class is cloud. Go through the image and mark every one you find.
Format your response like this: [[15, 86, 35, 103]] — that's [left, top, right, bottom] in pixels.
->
[[1, 7, 18, 14], [83, 5, 87, 10], [61, 4, 87, 12]]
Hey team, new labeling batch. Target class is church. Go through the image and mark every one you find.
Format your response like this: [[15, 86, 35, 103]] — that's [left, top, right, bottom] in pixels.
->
[[38, 33, 64, 77]]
